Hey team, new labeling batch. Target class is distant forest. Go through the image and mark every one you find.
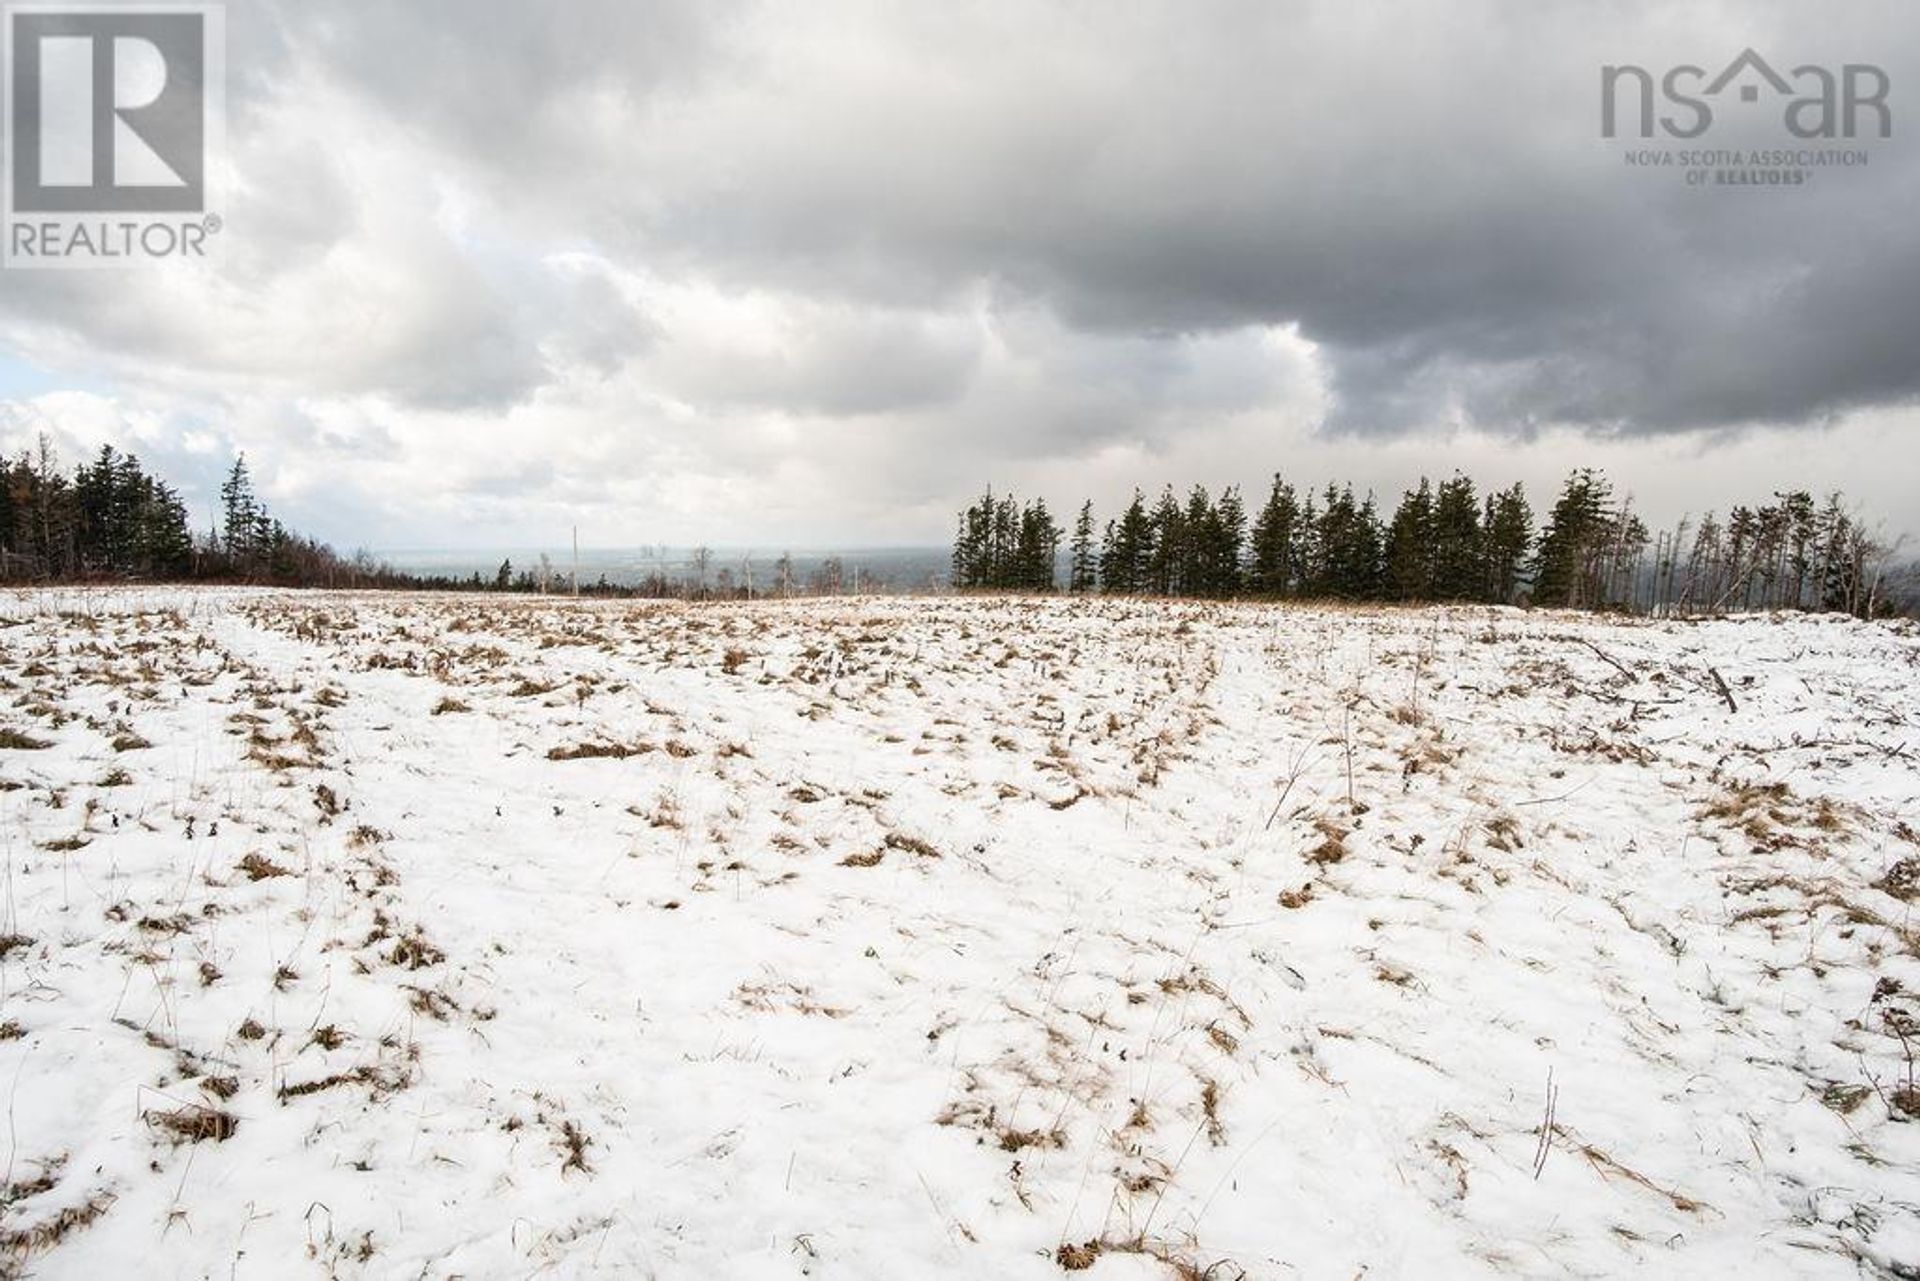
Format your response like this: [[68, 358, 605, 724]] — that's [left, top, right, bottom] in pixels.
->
[[3, 435, 1911, 614], [0, 438, 424, 589], [0, 436, 887, 598], [952, 470, 1916, 617]]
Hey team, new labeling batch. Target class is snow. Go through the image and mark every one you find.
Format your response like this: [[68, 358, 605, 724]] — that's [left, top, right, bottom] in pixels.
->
[[1, 588, 1918, 1278]]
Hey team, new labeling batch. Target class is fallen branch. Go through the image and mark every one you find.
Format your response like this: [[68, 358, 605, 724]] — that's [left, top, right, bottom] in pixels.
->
[[1709, 667, 1738, 713], [1579, 639, 1635, 682]]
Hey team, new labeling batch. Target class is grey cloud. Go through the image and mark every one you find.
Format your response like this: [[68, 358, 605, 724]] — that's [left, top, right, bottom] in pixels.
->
[[313, 0, 1903, 438], [652, 303, 982, 417], [5, 0, 1920, 553], [24, 0, 1920, 436]]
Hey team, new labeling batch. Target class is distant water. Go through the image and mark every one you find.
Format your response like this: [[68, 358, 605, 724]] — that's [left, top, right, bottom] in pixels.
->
[[373, 546, 955, 591]]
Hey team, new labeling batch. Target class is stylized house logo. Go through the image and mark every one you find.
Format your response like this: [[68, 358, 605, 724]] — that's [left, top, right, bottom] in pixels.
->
[[1704, 48, 1794, 103], [6, 7, 207, 213], [1602, 48, 1892, 140]]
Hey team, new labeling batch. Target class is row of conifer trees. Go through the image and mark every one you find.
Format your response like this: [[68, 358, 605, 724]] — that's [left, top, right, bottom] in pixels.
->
[[952, 468, 1906, 616]]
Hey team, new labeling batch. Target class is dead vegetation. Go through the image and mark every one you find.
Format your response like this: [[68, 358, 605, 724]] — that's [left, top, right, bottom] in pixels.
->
[[1, 592, 1914, 1277], [237, 852, 293, 881], [145, 1104, 238, 1144], [547, 740, 652, 761]]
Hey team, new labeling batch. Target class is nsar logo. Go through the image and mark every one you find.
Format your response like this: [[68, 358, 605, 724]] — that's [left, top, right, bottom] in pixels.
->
[[1602, 48, 1890, 140]]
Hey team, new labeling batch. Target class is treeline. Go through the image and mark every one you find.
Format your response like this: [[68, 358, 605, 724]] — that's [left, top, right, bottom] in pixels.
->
[[0, 435, 919, 598], [0, 436, 410, 587], [484, 551, 905, 599], [953, 468, 1911, 617]]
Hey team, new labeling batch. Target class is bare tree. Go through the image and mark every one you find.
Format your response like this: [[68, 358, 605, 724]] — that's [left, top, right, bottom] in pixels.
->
[[691, 545, 713, 596]]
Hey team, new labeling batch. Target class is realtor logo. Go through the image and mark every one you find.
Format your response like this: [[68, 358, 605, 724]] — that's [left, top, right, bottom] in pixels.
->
[[4, 3, 224, 267]]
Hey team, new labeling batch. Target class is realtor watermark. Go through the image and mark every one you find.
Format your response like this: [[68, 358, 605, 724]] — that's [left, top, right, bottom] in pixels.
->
[[3, 2, 223, 267], [1600, 48, 1891, 189]]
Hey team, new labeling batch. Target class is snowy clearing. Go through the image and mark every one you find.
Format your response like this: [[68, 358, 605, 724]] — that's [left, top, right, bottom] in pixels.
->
[[1, 589, 1918, 1278]]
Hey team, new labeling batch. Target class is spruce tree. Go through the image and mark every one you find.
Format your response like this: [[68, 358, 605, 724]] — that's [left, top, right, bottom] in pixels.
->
[[1099, 491, 1152, 594], [220, 456, 261, 571], [1429, 474, 1483, 601], [1068, 501, 1097, 593], [1482, 483, 1533, 604], [1181, 486, 1214, 595], [1383, 478, 1435, 601], [1016, 499, 1061, 591], [1249, 475, 1299, 597], [1146, 487, 1185, 595], [1213, 486, 1246, 597], [1533, 469, 1614, 607]]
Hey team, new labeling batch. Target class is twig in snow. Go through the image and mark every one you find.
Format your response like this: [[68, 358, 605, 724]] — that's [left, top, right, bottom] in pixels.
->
[[1514, 779, 1594, 808], [1532, 1068, 1558, 1180], [1341, 698, 1361, 815], [1579, 639, 1635, 682], [1263, 744, 1316, 832]]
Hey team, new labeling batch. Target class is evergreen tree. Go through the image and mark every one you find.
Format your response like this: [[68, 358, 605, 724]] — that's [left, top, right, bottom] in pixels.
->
[[1482, 483, 1533, 604], [1146, 487, 1185, 595], [1308, 484, 1383, 599], [220, 455, 261, 570], [1532, 469, 1613, 607], [1068, 501, 1097, 593], [1249, 475, 1300, 597], [949, 489, 1061, 591], [1429, 474, 1483, 601], [1211, 485, 1246, 597], [1099, 491, 1153, 594], [1383, 478, 1435, 601], [1353, 494, 1385, 599], [0, 455, 15, 565], [1016, 498, 1062, 591], [132, 476, 193, 576], [1177, 486, 1212, 594]]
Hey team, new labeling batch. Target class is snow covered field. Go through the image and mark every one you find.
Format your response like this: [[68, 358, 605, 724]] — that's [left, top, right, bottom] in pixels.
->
[[1, 589, 1917, 1279]]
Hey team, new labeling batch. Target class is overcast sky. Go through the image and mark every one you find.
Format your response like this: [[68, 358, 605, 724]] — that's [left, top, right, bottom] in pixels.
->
[[2, 0, 1917, 552]]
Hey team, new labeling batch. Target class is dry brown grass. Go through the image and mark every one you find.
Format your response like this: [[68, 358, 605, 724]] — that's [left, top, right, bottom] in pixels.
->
[[388, 928, 446, 970], [146, 1104, 238, 1144], [883, 832, 941, 859], [558, 1119, 593, 1176], [238, 852, 293, 881], [277, 1063, 410, 1102], [1306, 817, 1350, 867], [548, 740, 652, 761], [0, 1189, 116, 1262], [1876, 858, 1920, 902]]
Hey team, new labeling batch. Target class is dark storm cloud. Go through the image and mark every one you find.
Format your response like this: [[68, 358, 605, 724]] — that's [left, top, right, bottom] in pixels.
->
[[3, 0, 1917, 549], [212, 0, 1920, 437]]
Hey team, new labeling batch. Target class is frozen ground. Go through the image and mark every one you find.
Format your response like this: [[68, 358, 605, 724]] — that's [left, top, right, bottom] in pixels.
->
[[1, 589, 1918, 1279]]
